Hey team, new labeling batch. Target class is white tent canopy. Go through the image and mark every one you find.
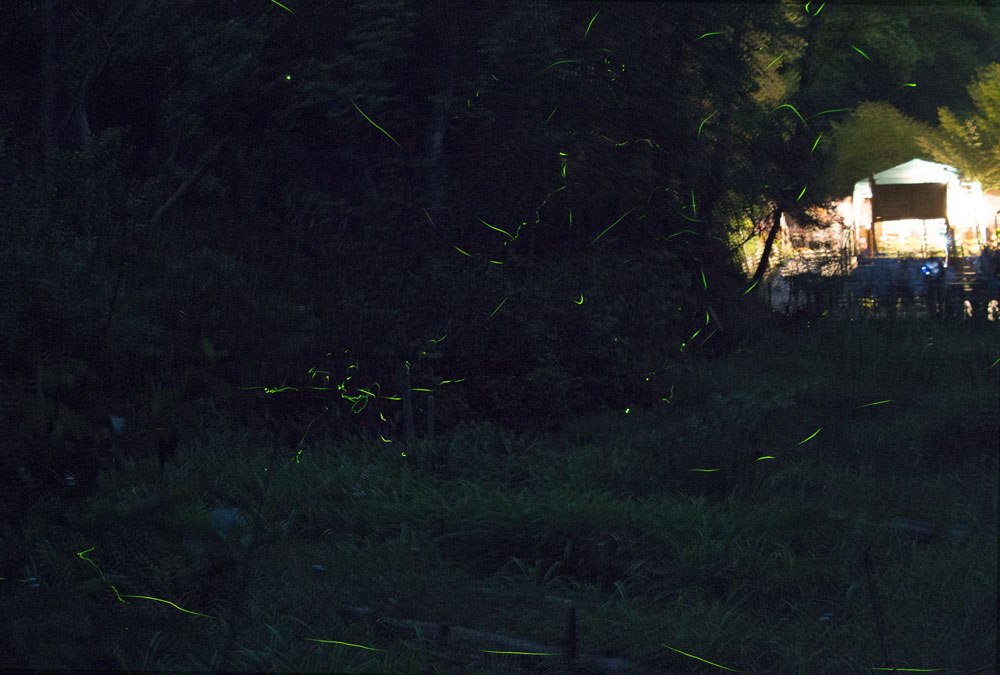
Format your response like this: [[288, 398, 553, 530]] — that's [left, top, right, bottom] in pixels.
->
[[848, 158, 989, 256], [852, 158, 965, 200]]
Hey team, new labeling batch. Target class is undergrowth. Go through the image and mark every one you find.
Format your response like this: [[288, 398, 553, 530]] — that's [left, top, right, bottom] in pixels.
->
[[3, 316, 997, 674]]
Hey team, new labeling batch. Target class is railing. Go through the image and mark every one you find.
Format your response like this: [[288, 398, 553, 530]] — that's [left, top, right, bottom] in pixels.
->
[[835, 279, 1000, 321], [779, 263, 1000, 321]]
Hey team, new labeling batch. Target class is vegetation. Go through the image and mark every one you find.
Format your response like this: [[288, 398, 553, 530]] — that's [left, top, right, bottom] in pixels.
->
[[826, 101, 936, 197], [3, 316, 996, 673], [1, 1, 997, 672], [918, 62, 1000, 192]]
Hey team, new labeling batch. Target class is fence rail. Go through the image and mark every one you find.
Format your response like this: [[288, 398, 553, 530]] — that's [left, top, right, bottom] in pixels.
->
[[773, 259, 1000, 321], [833, 280, 1000, 321]]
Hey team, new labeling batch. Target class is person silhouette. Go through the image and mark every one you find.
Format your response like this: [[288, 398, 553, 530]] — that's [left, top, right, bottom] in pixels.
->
[[975, 245, 1000, 319], [980, 244, 999, 290], [921, 259, 944, 317]]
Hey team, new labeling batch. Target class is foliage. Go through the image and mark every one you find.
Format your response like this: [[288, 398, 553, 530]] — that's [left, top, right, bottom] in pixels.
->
[[918, 62, 1000, 191], [826, 101, 935, 197], [1, 0, 997, 666], [4, 317, 996, 673], [0, 0, 997, 485]]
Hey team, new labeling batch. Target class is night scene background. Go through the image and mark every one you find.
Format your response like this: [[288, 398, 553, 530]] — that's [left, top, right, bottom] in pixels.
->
[[0, 1, 997, 673]]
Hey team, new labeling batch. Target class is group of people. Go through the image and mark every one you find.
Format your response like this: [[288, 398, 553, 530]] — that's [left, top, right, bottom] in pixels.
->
[[840, 242, 1000, 319], [895, 243, 1000, 319]]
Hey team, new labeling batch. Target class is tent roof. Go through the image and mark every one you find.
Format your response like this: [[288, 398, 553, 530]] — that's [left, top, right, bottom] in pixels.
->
[[853, 158, 967, 199]]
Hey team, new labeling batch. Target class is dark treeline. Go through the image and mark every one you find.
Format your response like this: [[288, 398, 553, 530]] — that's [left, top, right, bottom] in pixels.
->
[[2, 0, 998, 464]]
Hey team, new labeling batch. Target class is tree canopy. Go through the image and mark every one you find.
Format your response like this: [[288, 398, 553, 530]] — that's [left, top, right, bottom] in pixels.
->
[[827, 101, 936, 197], [919, 62, 1000, 191], [1, 0, 997, 442]]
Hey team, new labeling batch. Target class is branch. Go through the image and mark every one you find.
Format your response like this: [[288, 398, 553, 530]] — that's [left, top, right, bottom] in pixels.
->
[[147, 139, 224, 231]]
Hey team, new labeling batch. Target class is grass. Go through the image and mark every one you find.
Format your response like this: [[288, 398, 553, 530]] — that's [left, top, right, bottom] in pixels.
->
[[3, 314, 997, 674]]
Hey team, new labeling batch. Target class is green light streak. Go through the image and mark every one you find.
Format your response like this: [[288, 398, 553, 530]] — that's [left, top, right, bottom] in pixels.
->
[[696, 32, 723, 40], [121, 595, 215, 618], [547, 60, 582, 68], [575, 294, 584, 304], [774, 103, 805, 123], [488, 297, 508, 319], [808, 108, 848, 119], [796, 428, 822, 445], [453, 245, 471, 257], [483, 650, 559, 656], [662, 644, 747, 672], [765, 54, 783, 70], [850, 44, 872, 61], [674, 209, 702, 222], [697, 111, 716, 137], [75, 546, 216, 619], [348, 98, 402, 149], [797, 185, 806, 201], [590, 210, 632, 245], [811, 133, 822, 152], [858, 399, 893, 407], [479, 218, 514, 240], [544, 107, 558, 123], [584, 11, 599, 37], [269, 0, 294, 12], [304, 638, 385, 651]]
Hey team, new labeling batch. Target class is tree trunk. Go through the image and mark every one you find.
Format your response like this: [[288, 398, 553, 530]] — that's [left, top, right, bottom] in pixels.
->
[[748, 205, 782, 293]]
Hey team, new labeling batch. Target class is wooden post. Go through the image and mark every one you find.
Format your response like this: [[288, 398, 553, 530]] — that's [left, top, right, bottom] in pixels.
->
[[563, 604, 577, 673], [869, 174, 880, 257]]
